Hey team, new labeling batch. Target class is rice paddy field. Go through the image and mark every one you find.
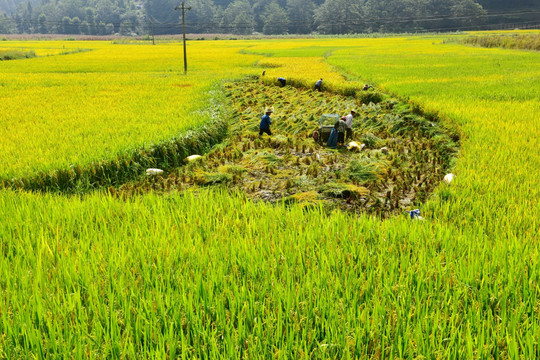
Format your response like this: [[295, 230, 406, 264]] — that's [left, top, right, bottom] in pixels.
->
[[0, 32, 539, 358]]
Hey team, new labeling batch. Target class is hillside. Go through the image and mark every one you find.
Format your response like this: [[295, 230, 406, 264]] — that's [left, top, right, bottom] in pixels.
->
[[1, 0, 538, 35]]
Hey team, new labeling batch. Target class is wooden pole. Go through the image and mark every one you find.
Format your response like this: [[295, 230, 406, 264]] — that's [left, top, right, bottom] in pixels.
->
[[175, 2, 191, 74]]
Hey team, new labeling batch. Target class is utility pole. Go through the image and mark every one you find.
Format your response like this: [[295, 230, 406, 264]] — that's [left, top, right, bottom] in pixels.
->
[[151, 19, 155, 45], [174, 2, 191, 74], [148, 16, 155, 45]]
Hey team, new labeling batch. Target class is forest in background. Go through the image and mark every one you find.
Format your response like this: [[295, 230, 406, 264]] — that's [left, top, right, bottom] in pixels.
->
[[0, 0, 538, 36]]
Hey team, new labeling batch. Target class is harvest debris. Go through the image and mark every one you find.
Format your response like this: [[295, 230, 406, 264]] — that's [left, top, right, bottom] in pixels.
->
[[116, 79, 459, 217]]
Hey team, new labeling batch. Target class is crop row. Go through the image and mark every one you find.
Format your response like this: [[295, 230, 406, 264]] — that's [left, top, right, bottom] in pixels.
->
[[0, 40, 261, 180], [459, 33, 540, 51], [3, 88, 228, 193]]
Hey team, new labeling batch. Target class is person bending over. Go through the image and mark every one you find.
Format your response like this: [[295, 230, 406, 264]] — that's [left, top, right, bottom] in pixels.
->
[[259, 108, 273, 136]]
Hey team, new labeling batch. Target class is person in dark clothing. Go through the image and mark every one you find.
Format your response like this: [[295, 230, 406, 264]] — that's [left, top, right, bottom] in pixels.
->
[[314, 78, 323, 91], [363, 84, 373, 91], [335, 117, 347, 147], [277, 77, 286, 87], [259, 108, 273, 136]]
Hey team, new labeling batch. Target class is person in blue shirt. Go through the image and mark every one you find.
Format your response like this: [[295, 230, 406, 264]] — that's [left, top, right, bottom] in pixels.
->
[[259, 108, 273, 136], [314, 78, 323, 92]]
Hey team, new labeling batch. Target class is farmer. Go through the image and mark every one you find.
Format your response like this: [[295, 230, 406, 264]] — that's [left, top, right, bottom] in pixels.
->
[[277, 77, 286, 87], [259, 107, 273, 136], [314, 78, 323, 92], [345, 110, 356, 141], [335, 116, 347, 147]]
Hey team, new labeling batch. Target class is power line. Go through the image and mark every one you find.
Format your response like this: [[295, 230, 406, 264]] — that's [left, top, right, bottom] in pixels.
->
[[2, 9, 539, 33], [2, 9, 540, 27]]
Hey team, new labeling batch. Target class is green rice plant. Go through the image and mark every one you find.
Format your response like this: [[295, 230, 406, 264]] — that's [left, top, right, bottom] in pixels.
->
[[293, 175, 316, 189], [458, 33, 540, 51], [4, 181, 537, 358], [283, 190, 320, 204], [0, 34, 538, 359], [0, 40, 261, 181], [356, 89, 385, 104], [2, 85, 229, 193], [318, 182, 369, 199], [249, 151, 283, 166], [217, 165, 246, 176], [193, 170, 233, 185], [360, 132, 383, 149], [430, 134, 459, 166], [347, 157, 388, 184]]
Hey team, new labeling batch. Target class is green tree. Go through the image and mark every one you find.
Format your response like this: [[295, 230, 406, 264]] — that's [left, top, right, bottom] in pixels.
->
[[144, 0, 179, 34], [16, 0, 33, 33], [231, 11, 253, 34], [120, 8, 140, 33], [412, 0, 485, 31], [95, 1, 123, 34], [0, 0, 18, 14], [250, 0, 266, 32], [119, 20, 131, 34], [222, 0, 254, 34], [80, 20, 90, 34], [476, 0, 537, 10], [214, 0, 234, 9], [97, 20, 107, 34], [71, 16, 80, 33], [262, 1, 288, 34], [105, 22, 114, 34], [0, 15, 16, 33], [185, 0, 216, 33], [85, 7, 96, 34], [58, 0, 83, 19], [286, 0, 314, 34], [37, 12, 47, 33], [314, 0, 362, 34], [61, 15, 71, 33], [363, 0, 419, 32], [451, 0, 486, 28]]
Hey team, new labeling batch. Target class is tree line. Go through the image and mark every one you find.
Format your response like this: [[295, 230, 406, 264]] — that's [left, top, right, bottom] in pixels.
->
[[0, 0, 538, 36]]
